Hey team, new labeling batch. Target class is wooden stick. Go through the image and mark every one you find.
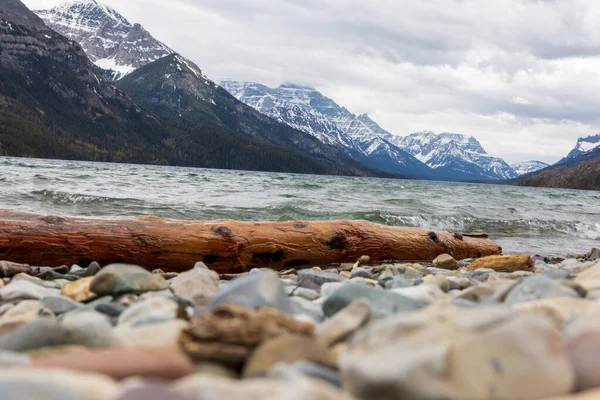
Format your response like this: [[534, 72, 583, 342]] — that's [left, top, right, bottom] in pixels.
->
[[0, 210, 502, 273]]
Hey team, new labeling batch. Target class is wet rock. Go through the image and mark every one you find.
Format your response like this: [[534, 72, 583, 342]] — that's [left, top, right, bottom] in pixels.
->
[[211, 271, 292, 314], [170, 262, 219, 307], [467, 254, 534, 272], [323, 283, 424, 319], [41, 296, 83, 315], [0, 279, 60, 301], [117, 296, 178, 327], [297, 270, 347, 290], [180, 304, 314, 368], [340, 305, 574, 400], [61, 276, 96, 302], [0, 369, 119, 400], [433, 254, 458, 270], [31, 346, 195, 381], [316, 299, 371, 347], [90, 264, 168, 296], [243, 335, 335, 378], [504, 275, 580, 305]]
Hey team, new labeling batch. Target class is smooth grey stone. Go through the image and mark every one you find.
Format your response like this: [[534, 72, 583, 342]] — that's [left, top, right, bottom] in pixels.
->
[[285, 286, 320, 301], [37, 270, 80, 281], [290, 297, 324, 322], [402, 267, 423, 280], [61, 311, 115, 348], [320, 282, 343, 298], [323, 283, 424, 319], [94, 302, 127, 318], [297, 270, 347, 290], [0, 319, 72, 351], [468, 271, 490, 282], [211, 271, 293, 314], [542, 269, 572, 280], [0, 280, 61, 301], [90, 264, 168, 296], [284, 361, 341, 387], [40, 296, 83, 315], [387, 275, 411, 289], [72, 261, 101, 278], [504, 275, 580, 305], [350, 268, 374, 280], [413, 278, 424, 286]]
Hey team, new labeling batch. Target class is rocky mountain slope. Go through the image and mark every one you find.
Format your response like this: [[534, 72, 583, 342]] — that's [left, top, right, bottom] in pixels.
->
[[560, 134, 600, 163], [395, 132, 518, 180], [117, 55, 379, 176], [511, 160, 550, 176], [221, 81, 521, 181], [221, 81, 434, 178], [0, 0, 370, 176], [35, 0, 172, 80], [517, 149, 600, 191]]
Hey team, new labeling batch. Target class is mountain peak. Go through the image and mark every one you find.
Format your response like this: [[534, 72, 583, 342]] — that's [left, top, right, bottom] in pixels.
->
[[36, 0, 172, 80]]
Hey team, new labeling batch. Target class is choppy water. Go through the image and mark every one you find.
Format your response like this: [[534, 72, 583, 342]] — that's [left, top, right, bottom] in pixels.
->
[[0, 157, 598, 255]]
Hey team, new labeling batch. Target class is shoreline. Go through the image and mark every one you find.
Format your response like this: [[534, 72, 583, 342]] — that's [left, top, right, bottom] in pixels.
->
[[0, 249, 599, 398]]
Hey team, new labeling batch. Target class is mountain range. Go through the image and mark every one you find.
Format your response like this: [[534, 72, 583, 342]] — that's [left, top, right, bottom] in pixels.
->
[[0, 0, 596, 187], [0, 0, 373, 177]]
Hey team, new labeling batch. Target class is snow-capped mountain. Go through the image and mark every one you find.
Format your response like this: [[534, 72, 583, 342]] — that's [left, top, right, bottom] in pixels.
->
[[561, 134, 600, 162], [395, 132, 518, 180], [511, 161, 550, 176], [220, 80, 434, 178], [35, 0, 173, 80]]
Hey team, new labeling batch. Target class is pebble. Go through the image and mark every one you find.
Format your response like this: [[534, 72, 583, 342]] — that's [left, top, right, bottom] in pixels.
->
[[90, 264, 169, 296], [0, 279, 61, 301], [61, 276, 96, 302], [504, 275, 580, 305], [41, 296, 84, 315], [432, 253, 458, 270], [297, 270, 347, 290], [210, 270, 293, 314], [323, 283, 424, 319], [170, 262, 219, 306], [285, 286, 320, 301], [117, 297, 178, 327], [391, 284, 447, 304], [350, 267, 374, 280], [316, 298, 371, 346]]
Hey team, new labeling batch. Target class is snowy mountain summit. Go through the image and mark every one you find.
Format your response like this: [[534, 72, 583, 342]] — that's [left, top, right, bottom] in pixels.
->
[[221, 80, 433, 178], [562, 134, 600, 161], [395, 132, 518, 180], [36, 0, 173, 80]]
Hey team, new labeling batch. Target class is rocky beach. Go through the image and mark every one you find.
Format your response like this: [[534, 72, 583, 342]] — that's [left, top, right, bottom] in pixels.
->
[[0, 249, 599, 399]]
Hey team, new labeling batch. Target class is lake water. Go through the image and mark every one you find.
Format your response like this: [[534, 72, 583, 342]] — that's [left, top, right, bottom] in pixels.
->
[[0, 157, 598, 255]]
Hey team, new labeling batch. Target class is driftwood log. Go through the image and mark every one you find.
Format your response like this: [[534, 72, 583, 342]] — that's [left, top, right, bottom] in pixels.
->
[[0, 209, 502, 273]]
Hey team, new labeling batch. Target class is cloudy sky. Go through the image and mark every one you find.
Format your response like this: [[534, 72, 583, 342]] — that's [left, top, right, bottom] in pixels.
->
[[23, 0, 600, 163]]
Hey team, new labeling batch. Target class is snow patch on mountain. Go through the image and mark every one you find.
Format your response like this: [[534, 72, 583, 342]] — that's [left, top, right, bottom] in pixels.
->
[[36, 0, 173, 80], [395, 132, 518, 180], [562, 134, 600, 161], [220, 80, 431, 177]]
